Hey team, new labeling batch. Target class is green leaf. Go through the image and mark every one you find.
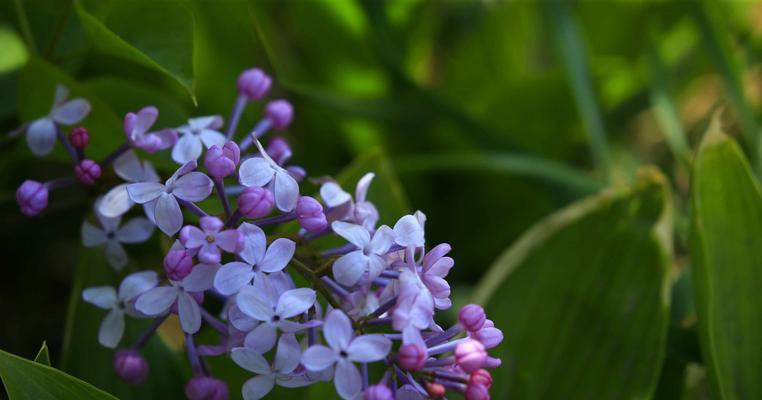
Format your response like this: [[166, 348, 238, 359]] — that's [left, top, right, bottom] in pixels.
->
[[474, 168, 673, 399], [74, 0, 196, 101], [33, 342, 51, 366], [690, 116, 762, 399], [0, 347, 117, 400], [61, 247, 187, 399]]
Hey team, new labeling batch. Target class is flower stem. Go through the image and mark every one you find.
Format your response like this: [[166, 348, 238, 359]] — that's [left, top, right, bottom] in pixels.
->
[[288, 259, 342, 311], [177, 198, 208, 218], [56, 126, 79, 164], [223, 208, 241, 229], [225, 96, 247, 140], [238, 119, 272, 152], [44, 176, 77, 191], [130, 314, 168, 350], [200, 307, 228, 335], [214, 178, 231, 219], [99, 143, 131, 167]]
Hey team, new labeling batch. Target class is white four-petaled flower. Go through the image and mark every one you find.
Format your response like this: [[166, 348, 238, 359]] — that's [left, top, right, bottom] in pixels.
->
[[331, 221, 394, 287], [231, 334, 312, 400], [81, 203, 154, 270], [238, 139, 299, 212], [99, 150, 161, 219], [172, 116, 227, 164], [26, 85, 91, 156]]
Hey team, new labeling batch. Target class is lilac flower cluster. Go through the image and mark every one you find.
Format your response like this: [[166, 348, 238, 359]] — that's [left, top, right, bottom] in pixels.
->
[[14, 68, 503, 400]]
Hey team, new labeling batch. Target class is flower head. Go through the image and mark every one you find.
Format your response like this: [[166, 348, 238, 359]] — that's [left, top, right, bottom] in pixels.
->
[[238, 139, 299, 212], [99, 150, 161, 218], [26, 85, 91, 156], [180, 216, 243, 264], [173, 116, 226, 164], [331, 221, 394, 287], [232, 334, 311, 399], [82, 202, 154, 269], [204, 141, 240, 178], [124, 106, 177, 153], [237, 68, 272, 101]]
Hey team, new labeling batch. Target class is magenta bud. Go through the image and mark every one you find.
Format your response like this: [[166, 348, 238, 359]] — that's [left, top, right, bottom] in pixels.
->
[[204, 141, 240, 179], [426, 382, 446, 399], [266, 136, 292, 165], [465, 383, 490, 400], [69, 127, 90, 149], [185, 375, 229, 400], [458, 304, 486, 332], [238, 187, 275, 218], [237, 68, 272, 101], [469, 369, 493, 389], [113, 349, 149, 384], [398, 343, 427, 371], [265, 99, 293, 130], [364, 384, 393, 400], [16, 180, 48, 216], [296, 196, 327, 233], [163, 249, 194, 281], [455, 340, 487, 373], [74, 159, 101, 185]]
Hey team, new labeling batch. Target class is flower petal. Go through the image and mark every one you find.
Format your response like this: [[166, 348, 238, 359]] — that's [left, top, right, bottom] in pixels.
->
[[116, 217, 154, 243], [126, 182, 165, 204], [135, 286, 177, 316], [214, 262, 255, 296], [239, 157, 274, 187], [182, 263, 220, 292], [82, 286, 117, 309], [320, 182, 351, 207], [113, 150, 144, 182], [171, 133, 203, 164], [231, 347, 271, 374], [354, 173, 375, 203], [237, 285, 275, 321], [26, 118, 56, 156], [243, 322, 278, 353], [242, 374, 276, 400], [81, 221, 107, 247], [181, 225, 206, 249], [259, 238, 295, 273], [229, 304, 258, 332], [238, 223, 266, 265], [154, 193, 183, 236], [52, 98, 90, 124], [172, 172, 213, 202], [189, 115, 223, 130], [331, 221, 370, 249], [99, 184, 133, 218], [347, 334, 391, 362], [105, 240, 128, 270], [273, 333, 301, 374], [301, 345, 336, 372], [118, 271, 159, 301], [368, 225, 394, 255], [199, 129, 226, 148], [177, 291, 201, 333], [98, 309, 125, 349], [335, 359, 361, 399], [215, 229, 242, 253], [273, 171, 298, 212], [332, 251, 367, 287], [393, 215, 425, 248], [275, 288, 316, 319], [324, 310, 353, 352]]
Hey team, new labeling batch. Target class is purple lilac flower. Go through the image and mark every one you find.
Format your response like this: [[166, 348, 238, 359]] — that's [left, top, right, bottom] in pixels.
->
[[135, 264, 219, 333], [301, 309, 392, 399], [237, 68, 272, 101], [99, 150, 161, 218], [113, 349, 149, 384], [127, 160, 213, 235], [185, 376, 229, 400], [231, 334, 311, 399], [25, 85, 91, 156], [205, 141, 240, 178], [124, 106, 177, 153], [81, 202, 155, 269], [16, 180, 48, 216], [392, 269, 436, 345], [238, 187, 275, 218], [393, 211, 426, 249], [74, 159, 101, 185], [419, 243, 455, 309], [264, 100, 293, 131], [331, 221, 394, 287], [82, 271, 158, 348], [238, 139, 299, 212], [179, 216, 243, 264], [320, 172, 379, 230], [172, 116, 227, 164]]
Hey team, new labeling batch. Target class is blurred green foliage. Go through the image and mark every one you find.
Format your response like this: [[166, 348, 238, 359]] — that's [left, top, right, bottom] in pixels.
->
[[2, 0, 762, 399]]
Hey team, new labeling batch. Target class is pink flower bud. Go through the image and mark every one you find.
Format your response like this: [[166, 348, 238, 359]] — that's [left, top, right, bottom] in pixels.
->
[[74, 159, 101, 185], [204, 141, 240, 178], [163, 249, 194, 281], [265, 99, 293, 130], [458, 304, 486, 332], [237, 68, 272, 101], [364, 384, 393, 400], [465, 383, 490, 400], [398, 343, 427, 371], [266, 136, 292, 165], [469, 369, 493, 388], [455, 340, 487, 373], [185, 375, 228, 400], [473, 320, 503, 349], [426, 382, 446, 399], [69, 127, 89, 149], [296, 196, 327, 233], [16, 180, 48, 216], [113, 349, 149, 384], [238, 187, 274, 218]]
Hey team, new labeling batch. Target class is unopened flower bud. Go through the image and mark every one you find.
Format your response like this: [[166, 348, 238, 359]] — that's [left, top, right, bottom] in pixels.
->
[[185, 375, 228, 400], [364, 384, 393, 400], [238, 187, 274, 218], [286, 165, 306, 181], [469, 369, 493, 388], [458, 304, 486, 332], [266, 136, 292, 165], [465, 383, 490, 400], [473, 320, 503, 349], [426, 382, 446, 399], [237, 68, 272, 101], [163, 249, 194, 281], [204, 141, 240, 178], [113, 349, 149, 384], [296, 196, 327, 233], [69, 127, 89, 149], [16, 180, 48, 216], [75, 159, 101, 185], [455, 340, 487, 373], [265, 99, 293, 130], [398, 343, 427, 371]]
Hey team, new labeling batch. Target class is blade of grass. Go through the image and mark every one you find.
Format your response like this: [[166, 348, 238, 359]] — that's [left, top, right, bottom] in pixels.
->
[[12, 0, 36, 54], [546, 2, 612, 180]]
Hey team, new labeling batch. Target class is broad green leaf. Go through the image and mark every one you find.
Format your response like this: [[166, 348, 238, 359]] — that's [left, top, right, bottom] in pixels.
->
[[33, 342, 51, 366], [74, 0, 196, 101], [0, 25, 28, 74], [690, 118, 762, 399], [61, 247, 187, 399], [474, 168, 673, 399], [0, 347, 117, 400]]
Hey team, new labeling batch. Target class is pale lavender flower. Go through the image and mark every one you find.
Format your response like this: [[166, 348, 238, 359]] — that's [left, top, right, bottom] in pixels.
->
[[301, 309, 392, 399], [179, 216, 243, 264], [124, 106, 178, 153], [214, 223, 295, 295], [135, 264, 219, 333], [82, 271, 159, 348], [420, 243, 454, 309], [127, 160, 213, 235], [238, 139, 299, 212], [331, 221, 394, 287], [82, 203, 155, 270], [392, 269, 435, 345], [231, 334, 312, 400], [26, 85, 91, 156], [320, 172, 378, 230], [236, 274, 316, 353], [393, 211, 426, 249], [99, 150, 160, 218], [172, 116, 227, 164]]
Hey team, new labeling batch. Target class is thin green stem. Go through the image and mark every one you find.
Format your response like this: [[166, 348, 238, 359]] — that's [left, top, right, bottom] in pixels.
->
[[44, 0, 73, 60], [12, 0, 37, 54]]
